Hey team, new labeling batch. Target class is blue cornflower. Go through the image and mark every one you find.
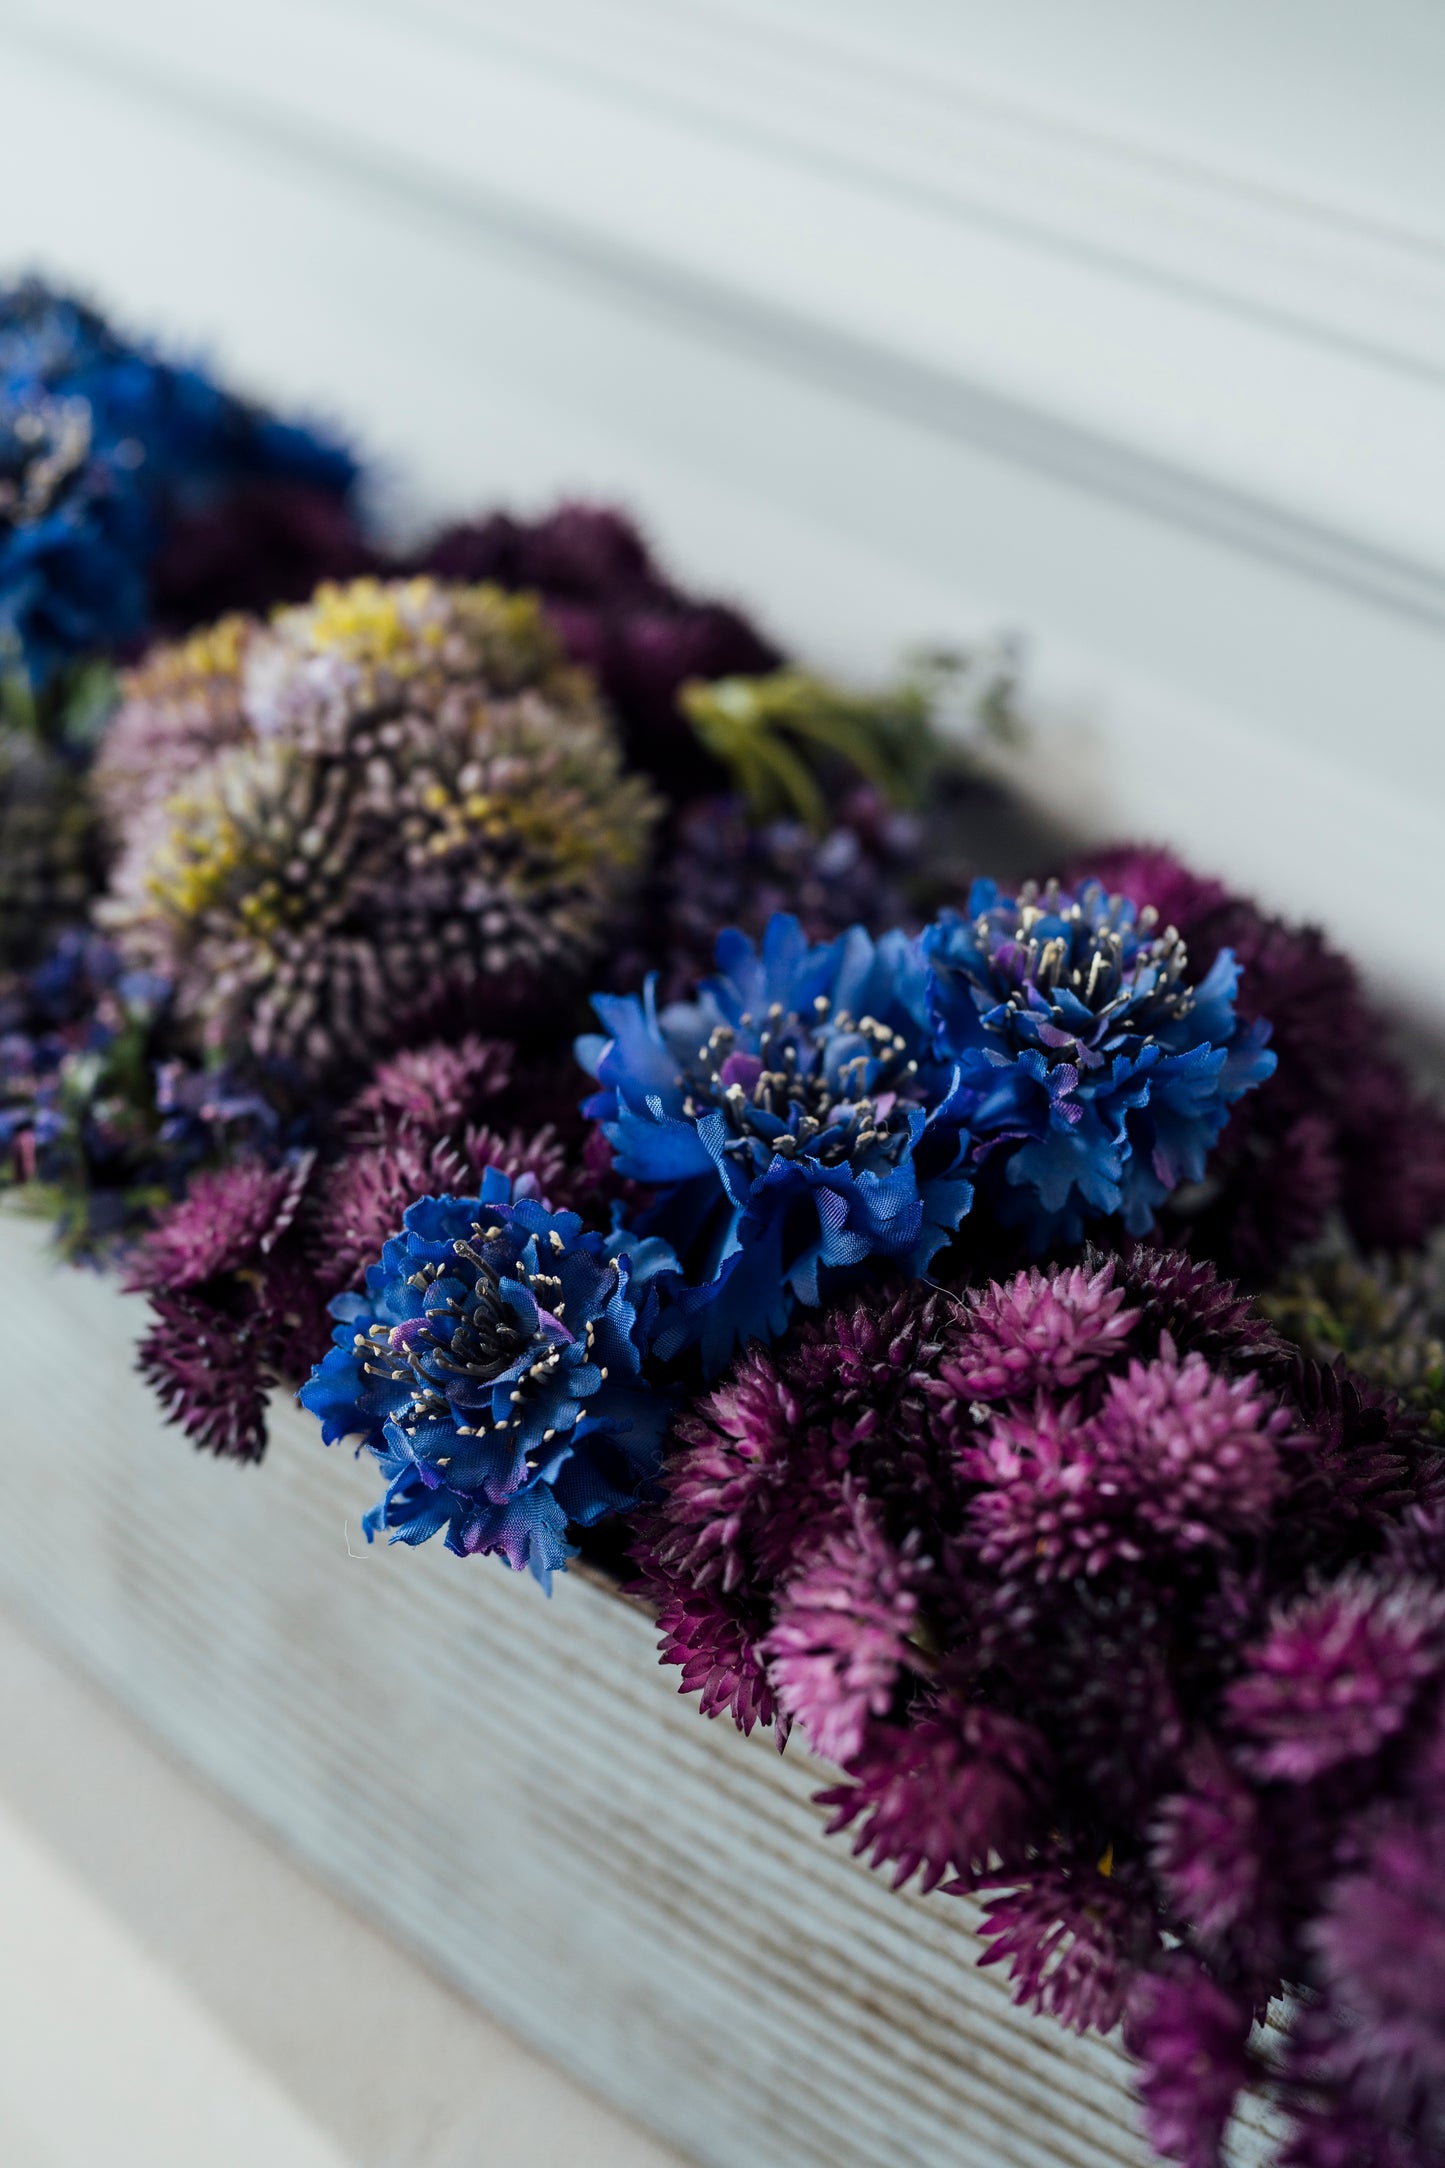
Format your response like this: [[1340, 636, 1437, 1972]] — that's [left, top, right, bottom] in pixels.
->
[[0, 380, 152, 679], [299, 1173, 679, 1587], [921, 876, 1277, 1247], [0, 281, 358, 684], [577, 913, 973, 1375]]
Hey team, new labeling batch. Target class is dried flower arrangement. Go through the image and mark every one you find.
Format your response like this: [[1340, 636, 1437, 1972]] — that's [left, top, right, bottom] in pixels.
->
[[10, 279, 1445, 2168]]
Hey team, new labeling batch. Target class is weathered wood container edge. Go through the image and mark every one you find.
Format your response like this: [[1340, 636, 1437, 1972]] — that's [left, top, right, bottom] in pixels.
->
[[0, 1211, 1280, 2168]]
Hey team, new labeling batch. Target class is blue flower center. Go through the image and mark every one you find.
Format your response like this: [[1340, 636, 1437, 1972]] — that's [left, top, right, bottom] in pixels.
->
[[356, 1226, 607, 1462], [680, 997, 925, 1173], [977, 880, 1196, 1063]]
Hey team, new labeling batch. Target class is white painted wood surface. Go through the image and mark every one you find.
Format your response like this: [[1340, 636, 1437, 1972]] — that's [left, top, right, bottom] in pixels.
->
[[0, 1794, 352, 2168], [0, 1601, 692, 2168], [0, 1211, 1282, 2167], [0, 3, 1442, 1022]]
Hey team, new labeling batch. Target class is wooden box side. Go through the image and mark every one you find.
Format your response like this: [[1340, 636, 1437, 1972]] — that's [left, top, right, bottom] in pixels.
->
[[0, 1212, 1280, 2167]]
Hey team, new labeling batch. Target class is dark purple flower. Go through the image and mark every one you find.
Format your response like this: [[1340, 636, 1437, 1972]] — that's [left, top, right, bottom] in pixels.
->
[[638, 789, 917, 1002], [943, 1259, 1137, 1400], [1227, 1575, 1445, 1783], [972, 1852, 1160, 2033], [312, 1121, 571, 1295], [136, 1290, 276, 1462], [648, 1580, 782, 1738], [763, 1491, 928, 1763], [410, 501, 782, 798], [819, 1699, 1047, 1893], [1309, 1810, 1445, 2132], [1152, 1747, 1277, 1977], [336, 1035, 515, 1145], [1105, 1242, 1288, 1369], [963, 1340, 1290, 1585], [1078, 844, 1445, 1274], [1125, 1956, 1255, 2168], [124, 1155, 311, 1295], [637, 1345, 804, 1599], [146, 477, 378, 634]]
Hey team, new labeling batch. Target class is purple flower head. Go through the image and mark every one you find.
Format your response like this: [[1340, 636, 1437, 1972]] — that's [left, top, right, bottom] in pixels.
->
[[763, 1491, 929, 1764], [124, 1154, 312, 1295], [1227, 1574, 1445, 1784], [638, 1344, 803, 1598], [311, 1122, 570, 1297], [1151, 1747, 1277, 1978], [963, 1339, 1290, 1585], [300, 1175, 680, 1586], [337, 1034, 515, 1146], [972, 1851, 1161, 2034], [1124, 1956, 1255, 2168], [630, 1281, 951, 1745], [579, 911, 972, 1374], [944, 1259, 1137, 1399], [648, 1581, 783, 1738], [922, 876, 1276, 1248], [137, 1291, 277, 1463], [1310, 1810, 1445, 2134], [818, 1698, 1048, 1893], [146, 476, 377, 636]]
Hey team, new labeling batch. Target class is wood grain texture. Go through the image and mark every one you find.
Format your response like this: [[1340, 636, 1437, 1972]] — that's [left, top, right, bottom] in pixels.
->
[[0, 1213, 1280, 2168]]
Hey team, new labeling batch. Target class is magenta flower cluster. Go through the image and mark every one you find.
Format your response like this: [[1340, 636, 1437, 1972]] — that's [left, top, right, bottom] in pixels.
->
[[633, 1248, 1445, 2164]]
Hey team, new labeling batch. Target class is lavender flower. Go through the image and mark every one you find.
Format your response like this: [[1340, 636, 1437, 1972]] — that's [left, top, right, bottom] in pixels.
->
[[0, 930, 274, 1258]]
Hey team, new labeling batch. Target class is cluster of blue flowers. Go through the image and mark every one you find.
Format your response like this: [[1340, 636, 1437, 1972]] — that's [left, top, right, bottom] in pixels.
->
[[579, 880, 1274, 1370], [301, 874, 1276, 1582], [0, 281, 356, 687]]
